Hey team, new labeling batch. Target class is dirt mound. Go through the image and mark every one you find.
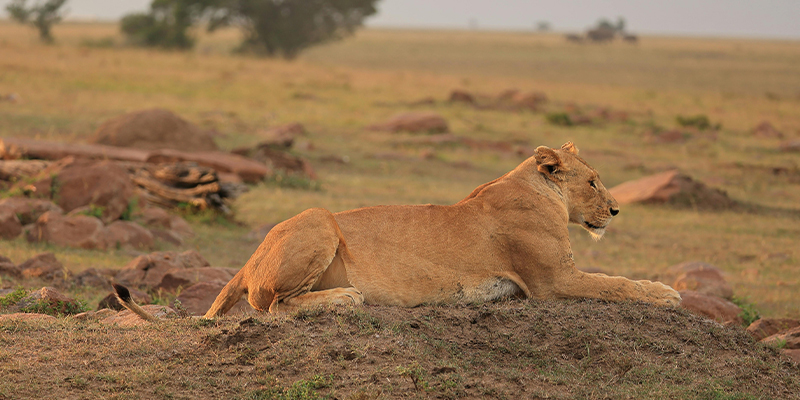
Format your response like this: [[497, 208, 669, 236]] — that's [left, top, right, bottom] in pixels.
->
[[91, 108, 218, 152], [610, 170, 737, 210]]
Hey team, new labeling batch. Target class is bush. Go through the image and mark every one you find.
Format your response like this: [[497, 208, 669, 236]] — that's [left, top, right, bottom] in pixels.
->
[[676, 114, 720, 130], [545, 112, 573, 126], [120, 0, 212, 49]]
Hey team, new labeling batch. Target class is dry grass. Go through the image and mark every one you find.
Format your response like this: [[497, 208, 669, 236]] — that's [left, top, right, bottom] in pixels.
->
[[0, 21, 799, 321]]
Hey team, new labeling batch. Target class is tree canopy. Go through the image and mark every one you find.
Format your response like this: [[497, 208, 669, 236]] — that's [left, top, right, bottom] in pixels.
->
[[5, 0, 68, 43]]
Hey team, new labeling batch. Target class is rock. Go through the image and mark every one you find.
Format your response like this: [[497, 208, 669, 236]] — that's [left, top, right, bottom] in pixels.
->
[[592, 108, 629, 123], [752, 121, 783, 139], [782, 349, 800, 364], [138, 207, 193, 237], [761, 326, 800, 350], [512, 91, 548, 110], [156, 267, 237, 291], [0, 255, 20, 278], [51, 159, 135, 223], [72, 268, 117, 289], [145, 149, 270, 184], [747, 318, 800, 341], [242, 146, 317, 179], [105, 221, 155, 250], [26, 212, 108, 250], [149, 229, 184, 246], [258, 123, 306, 148], [97, 287, 151, 311], [0, 313, 56, 322], [175, 280, 256, 316], [449, 90, 475, 104], [245, 223, 277, 242], [779, 140, 800, 152], [17, 252, 66, 281], [0, 197, 63, 225], [90, 108, 219, 152], [368, 112, 449, 134], [679, 290, 743, 325], [15, 287, 82, 315], [73, 308, 116, 321], [0, 207, 22, 239], [115, 250, 211, 289], [609, 170, 736, 210], [100, 304, 177, 326], [664, 261, 733, 300]]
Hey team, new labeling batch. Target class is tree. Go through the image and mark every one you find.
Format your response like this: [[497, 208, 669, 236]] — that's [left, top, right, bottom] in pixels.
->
[[5, 0, 68, 43], [207, 0, 379, 59], [121, 0, 215, 49]]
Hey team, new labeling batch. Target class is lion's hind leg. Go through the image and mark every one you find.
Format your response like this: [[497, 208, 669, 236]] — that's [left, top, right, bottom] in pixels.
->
[[278, 288, 364, 313]]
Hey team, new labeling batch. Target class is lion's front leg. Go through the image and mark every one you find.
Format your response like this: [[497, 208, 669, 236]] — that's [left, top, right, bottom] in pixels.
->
[[552, 269, 681, 307]]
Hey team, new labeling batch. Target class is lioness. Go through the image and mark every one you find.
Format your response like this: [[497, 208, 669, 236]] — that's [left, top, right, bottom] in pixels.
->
[[198, 142, 680, 318]]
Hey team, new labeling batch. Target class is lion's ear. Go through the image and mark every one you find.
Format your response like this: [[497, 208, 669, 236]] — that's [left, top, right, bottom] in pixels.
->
[[534, 146, 564, 177], [561, 141, 579, 155]]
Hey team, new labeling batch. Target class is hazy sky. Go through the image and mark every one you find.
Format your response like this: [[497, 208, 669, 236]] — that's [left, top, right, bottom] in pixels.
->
[[1, 0, 798, 39]]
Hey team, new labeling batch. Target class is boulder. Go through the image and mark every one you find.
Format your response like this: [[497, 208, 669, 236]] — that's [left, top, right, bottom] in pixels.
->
[[663, 261, 733, 300], [0, 313, 56, 322], [100, 304, 176, 327], [368, 112, 449, 134], [115, 250, 211, 289], [761, 326, 800, 350], [138, 207, 193, 237], [17, 252, 66, 281], [780, 140, 800, 152], [175, 280, 256, 316], [90, 108, 219, 152], [235, 146, 316, 179], [156, 267, 237, 291], [782, 349, 800, 364], [72, 268, 117, 289], [747, 318, 800, 341], [97, 287, 151, 311], [0, 207, 22, 239], [0, 197, 63, 225], [26, 212, 108, 250], [752, 121, 783, 139], [0, 255, 20, 278], [679, 290, 742, 325], [15, 287, 81, 315], [51, 159, 135, 223], [105, 221, 155, 250], [609, 170, 736, 210], [449, 90, 475, 104]]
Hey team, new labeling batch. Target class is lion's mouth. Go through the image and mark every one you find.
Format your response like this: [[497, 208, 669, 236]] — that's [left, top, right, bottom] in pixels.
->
[[584, 221, 604, 230]]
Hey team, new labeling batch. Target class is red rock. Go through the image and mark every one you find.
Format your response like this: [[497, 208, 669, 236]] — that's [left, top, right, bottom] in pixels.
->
[[146, 149, 270, 183], [752, 121, 783, 139], [512, 91, 548, 110], [72, 268, 116, 289], [175, 280, 256, 316], [97, 287, 151, 311], [17, 252, 66, 281], [52, 159, 135, 223], [0, 313, 56, 322], [609, 170, 735, 209], [138, 207, 193, 237], [91, 108, 219, 152], [155, 267, 237, 291], [0, 207, 22, 239], [115, 250, 211, 289], [100, 304, 176, 326], [779, 140, 800, 152], [449, 90, 475, 104], [747, 318, 800, 341], [0, 197, 63, 225], [679, 290, 742, 325], [26, 212, 108, 250], [761, 326, 800, 350], [0, 255, 20, 278], [782, 349, 800, 364], [368, 112, 449, 134], [665, 261, 733, 300], [105, 221, 155, 250]]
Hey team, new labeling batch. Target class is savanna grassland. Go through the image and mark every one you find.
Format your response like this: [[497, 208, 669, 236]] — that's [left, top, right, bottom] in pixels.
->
[[1, 21, 800, 399]]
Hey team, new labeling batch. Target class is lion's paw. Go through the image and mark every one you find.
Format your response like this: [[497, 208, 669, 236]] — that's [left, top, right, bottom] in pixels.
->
[[643, 281, 681, 307], [332, 287, 365, 306]]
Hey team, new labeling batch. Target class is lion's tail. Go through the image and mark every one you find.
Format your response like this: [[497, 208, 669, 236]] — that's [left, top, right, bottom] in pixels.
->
[[112, 283, 159, 323], [203, 271, 247, 319]]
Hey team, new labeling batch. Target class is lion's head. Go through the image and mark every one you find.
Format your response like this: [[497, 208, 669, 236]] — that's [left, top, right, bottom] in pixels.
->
[[534, 142, 619, 239]]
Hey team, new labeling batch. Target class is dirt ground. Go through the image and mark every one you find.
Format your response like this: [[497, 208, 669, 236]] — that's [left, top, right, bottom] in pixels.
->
[[1, 299, 798, 399]]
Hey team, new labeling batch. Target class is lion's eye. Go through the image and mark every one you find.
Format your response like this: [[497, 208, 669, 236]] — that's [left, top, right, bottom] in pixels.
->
[[589, 180, 597, 189]]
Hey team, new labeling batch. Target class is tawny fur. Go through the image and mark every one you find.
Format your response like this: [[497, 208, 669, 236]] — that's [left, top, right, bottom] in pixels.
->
[[201, 142, 681, 318]]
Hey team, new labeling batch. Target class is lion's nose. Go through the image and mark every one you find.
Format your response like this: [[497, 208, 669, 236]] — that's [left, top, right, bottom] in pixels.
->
[[610, 207, 619, 216]]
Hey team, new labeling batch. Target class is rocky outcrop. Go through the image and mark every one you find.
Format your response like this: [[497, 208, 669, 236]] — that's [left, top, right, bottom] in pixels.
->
[[115, 250, 211, 289], [609, 170, 736, 210], [747, 318, 800, 342], [17, 253, 67, 281]]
